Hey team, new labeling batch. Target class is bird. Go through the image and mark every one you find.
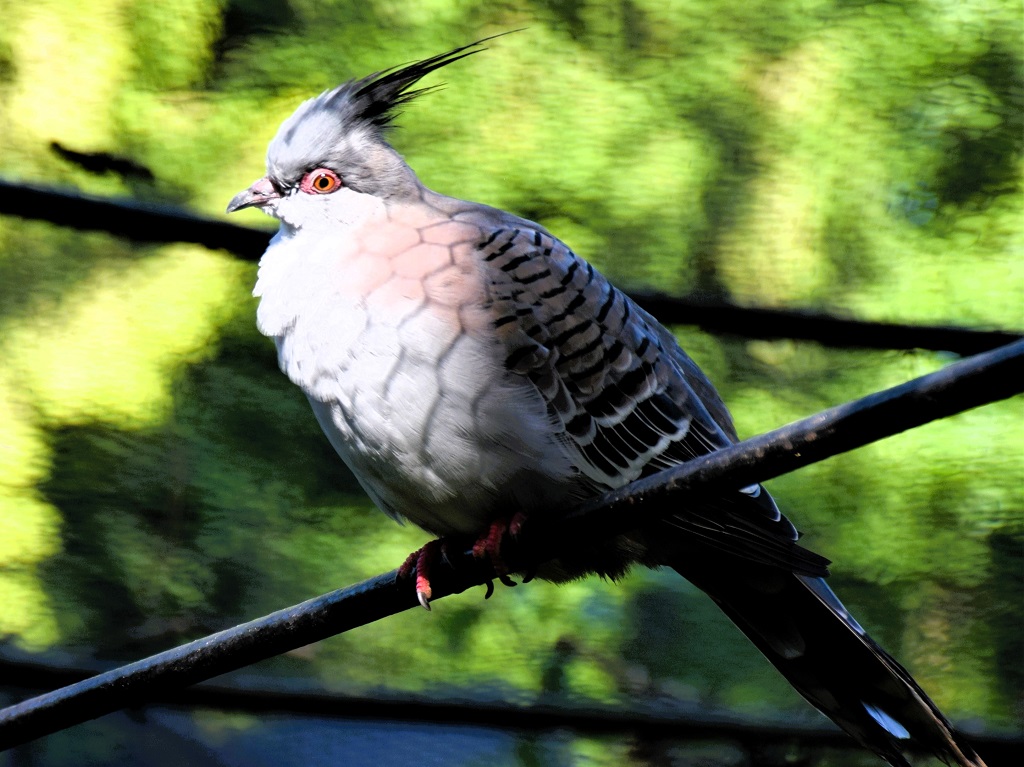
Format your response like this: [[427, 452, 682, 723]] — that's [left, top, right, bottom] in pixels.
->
[[226, 37, 985, 767]]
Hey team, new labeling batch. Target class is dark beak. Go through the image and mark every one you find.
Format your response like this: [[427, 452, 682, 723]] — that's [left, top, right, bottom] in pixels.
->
[[226, 177, 282, 213]]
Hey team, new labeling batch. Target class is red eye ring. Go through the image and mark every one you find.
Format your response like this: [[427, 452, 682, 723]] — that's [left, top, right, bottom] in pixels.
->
[[300, 168, 342, 195]]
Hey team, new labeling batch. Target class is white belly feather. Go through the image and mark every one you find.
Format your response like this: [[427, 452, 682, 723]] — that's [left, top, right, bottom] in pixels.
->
[[253, 217, 577, 535]]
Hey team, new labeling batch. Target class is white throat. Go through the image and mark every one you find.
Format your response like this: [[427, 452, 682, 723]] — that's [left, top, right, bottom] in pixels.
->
[[253, 189, 388, 337]]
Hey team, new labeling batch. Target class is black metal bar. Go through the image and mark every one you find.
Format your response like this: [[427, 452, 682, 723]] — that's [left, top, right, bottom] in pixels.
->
[[0, 179, 1018, 355], [0, 179, 271, 258], [0, 651, 851, 744], [2, 655, 1019, 760], [632, 292, 1023, 356], [0, 339, 1020, 751]]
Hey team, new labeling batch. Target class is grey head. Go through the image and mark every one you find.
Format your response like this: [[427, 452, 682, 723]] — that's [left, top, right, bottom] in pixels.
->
[[226, 36, 502, 226]]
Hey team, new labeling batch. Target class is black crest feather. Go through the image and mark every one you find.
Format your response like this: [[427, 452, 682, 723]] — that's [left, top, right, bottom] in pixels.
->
[[331, 32, 517, 131], [268, 32, 519, 186]]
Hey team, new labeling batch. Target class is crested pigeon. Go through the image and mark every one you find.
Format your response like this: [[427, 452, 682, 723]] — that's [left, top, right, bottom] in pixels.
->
[[227, 38, 986, 767]]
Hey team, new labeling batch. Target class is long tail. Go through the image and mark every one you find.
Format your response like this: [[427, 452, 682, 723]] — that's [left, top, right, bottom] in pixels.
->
[[669, 556, 985, 767]]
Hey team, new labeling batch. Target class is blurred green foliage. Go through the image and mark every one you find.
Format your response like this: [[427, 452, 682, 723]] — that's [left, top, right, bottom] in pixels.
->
[[0, 0, 1021, 763]]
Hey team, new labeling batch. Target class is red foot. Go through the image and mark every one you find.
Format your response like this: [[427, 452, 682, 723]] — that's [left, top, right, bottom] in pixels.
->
[[472, 517, 525, 591], [399, 540, 444, 610], [471, 519, 506, 565], [399, 515, 533, 609]]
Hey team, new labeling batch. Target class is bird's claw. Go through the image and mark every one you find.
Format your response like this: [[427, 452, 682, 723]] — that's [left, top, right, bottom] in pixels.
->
[[403, 516, 531, 607], [472, 517, 527, 598], [400, 541, 441, 611], [472, 519, 511, 575]]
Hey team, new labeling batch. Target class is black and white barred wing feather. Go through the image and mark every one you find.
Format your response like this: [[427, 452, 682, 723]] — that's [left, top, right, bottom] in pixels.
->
[[475, 222, 983, 767], [479, 224, 820, 574]]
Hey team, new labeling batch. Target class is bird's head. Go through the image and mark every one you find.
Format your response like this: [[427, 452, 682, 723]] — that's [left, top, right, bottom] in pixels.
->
[[226, 37, 499, 230]]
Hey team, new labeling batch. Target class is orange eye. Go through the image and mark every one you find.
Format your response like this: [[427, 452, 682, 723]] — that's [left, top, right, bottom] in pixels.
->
[[300, 168, 342, 194]]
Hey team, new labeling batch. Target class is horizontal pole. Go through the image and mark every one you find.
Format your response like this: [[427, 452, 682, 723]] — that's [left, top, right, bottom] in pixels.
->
[[1, 339, 1020, 751], [633, 292, 1021, 356], [1, 179, 1018, 354], [1, 654, 1019, 760], [0, 179, 271, 257]]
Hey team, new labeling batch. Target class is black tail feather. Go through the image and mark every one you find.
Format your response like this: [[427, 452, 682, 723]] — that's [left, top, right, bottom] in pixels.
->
[[669, 555, 985, 767]]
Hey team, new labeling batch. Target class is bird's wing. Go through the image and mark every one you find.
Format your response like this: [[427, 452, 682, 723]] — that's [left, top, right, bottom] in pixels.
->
[[474, 223, 828, 576]]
